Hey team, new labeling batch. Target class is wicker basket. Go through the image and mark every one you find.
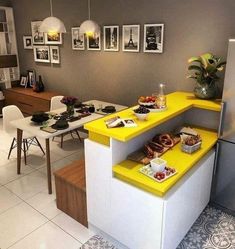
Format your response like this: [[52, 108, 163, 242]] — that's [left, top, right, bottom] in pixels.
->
[[181, 141, 202, 154]]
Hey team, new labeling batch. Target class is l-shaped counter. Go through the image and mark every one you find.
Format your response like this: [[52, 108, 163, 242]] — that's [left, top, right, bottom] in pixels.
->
[[84, 92, 221, 249]]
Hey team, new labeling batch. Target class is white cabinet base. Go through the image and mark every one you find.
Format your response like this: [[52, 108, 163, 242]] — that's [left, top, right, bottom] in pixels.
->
[[85, 138, 215, 249]]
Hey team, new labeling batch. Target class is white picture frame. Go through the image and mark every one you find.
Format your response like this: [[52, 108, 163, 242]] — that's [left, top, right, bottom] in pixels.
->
[[103, 25, 119, 52], [23, 36, 33, 49], [143, 24, 164, 53], [45, 32, 62, 44], [87, 33, 101, 51], [50, 46, 60, 64], [31, 21, 44, 44], [33, 46, 50, 63], [122, 25, 140, 52], [71, 27, 85, 50], [20, 75, 28, 87]]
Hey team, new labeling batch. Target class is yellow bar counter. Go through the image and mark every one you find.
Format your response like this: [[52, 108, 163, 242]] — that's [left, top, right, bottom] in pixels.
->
[[84, 91, 221, 249]]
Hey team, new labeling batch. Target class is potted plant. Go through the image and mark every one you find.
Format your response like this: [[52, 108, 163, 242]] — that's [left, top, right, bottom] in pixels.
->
[[187, 53, 226, 99], [60, 96, 78, 116]]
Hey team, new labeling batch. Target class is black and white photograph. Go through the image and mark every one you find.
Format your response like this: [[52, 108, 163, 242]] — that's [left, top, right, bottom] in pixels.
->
[[45, 32, 62, 44], [20, 75, 28, 87], [71, 27, 85, 50], [103, 26, 119, 52], [33, 46, 50, 63], [28, 70, 36, 87], [143, 24, 164, 53], [50, 46, 60, 64], [122, 25, 140, 52], [23, 36, 33, 49], [31, 21, 44, 44], [87, 33, 101, 51]]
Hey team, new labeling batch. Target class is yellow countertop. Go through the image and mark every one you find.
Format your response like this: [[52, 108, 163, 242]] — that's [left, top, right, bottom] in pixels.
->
[[84, 92, 221, 142], [113, 127, 218, 197]]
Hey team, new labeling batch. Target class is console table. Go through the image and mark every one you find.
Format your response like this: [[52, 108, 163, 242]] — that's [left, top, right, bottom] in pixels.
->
[[4, 87, 59, 115]]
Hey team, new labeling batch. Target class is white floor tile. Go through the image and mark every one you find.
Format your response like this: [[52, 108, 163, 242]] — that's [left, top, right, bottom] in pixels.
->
[[8, 221, 82, 249], [0, 186, 22, 214], [26, 189, 61, 220], [0, 161, 34, 185], [52, 213, 95, 244], [5, 171, 48, 200], [66, 150, 85, 162], [0, 202, 48, 249]]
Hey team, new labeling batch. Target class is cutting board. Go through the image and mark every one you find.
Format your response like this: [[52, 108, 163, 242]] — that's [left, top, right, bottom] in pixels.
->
[[127, 136, 180, 165]]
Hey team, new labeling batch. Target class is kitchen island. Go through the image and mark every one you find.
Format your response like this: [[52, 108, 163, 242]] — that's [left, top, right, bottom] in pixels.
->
[[84, 92, 221, 249]]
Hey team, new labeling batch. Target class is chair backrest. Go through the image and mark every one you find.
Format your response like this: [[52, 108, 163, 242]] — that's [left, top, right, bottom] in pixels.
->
[[50, 95, 65, 111], [2, 105, 24, 135]]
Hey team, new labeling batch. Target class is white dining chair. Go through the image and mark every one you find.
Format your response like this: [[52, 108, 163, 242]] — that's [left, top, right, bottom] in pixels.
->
[[50, 96, 82, 148], [2, 105, 45, 165]]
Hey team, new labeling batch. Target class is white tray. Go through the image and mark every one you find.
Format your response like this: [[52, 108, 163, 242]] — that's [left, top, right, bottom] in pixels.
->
[[139, 164, 177, 183], [147, 106, 167, 112]]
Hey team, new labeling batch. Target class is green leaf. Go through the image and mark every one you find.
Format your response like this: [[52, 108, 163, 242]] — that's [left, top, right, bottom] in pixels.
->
[[216, 61, 226, 68], [188, 56, 201, 64], [188, 65, 202, 71]]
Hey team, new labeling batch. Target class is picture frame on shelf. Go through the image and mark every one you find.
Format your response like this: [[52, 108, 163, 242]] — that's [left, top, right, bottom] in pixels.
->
[[20, 75, 28, 87], [103, 25, 119, 52], [50, 46, 60, 64], [45, 32, 62, 44], [143, 24, 164, 53], [33, 46, 50, 63], [122, 25, 140, 52], [31, 21, 44, 44], [71, 27, 85, 50], [87, 33, 101, 51], [27, 70, 36, 87], [23, 36, 33, 49]]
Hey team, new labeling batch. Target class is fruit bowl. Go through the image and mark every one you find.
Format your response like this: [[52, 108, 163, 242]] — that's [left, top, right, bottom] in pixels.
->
[[138, 101, 155, 107], [138, 96, 156, 107], [134, 106, 150, 121]]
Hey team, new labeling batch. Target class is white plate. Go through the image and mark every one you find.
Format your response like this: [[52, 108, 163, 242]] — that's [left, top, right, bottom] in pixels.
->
[[139, 164, 177, 183], [148, 106, 167, 112]]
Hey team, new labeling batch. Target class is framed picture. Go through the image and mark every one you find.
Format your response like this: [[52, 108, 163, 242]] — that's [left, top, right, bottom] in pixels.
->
[[87, 33, 101, 51], [71, 27, 85, 50], [103, 26, 119, 52], [50, 46, 60, 64], [122, 25, 140, 52], [143, 24, 164, 53], [23, 36, 33, 49], [31, 21, 44, 44], [45, 32, 62, 44], [20, 75, 28, 87], [28, 70, 36, 87], [33, 46, 50, 63]]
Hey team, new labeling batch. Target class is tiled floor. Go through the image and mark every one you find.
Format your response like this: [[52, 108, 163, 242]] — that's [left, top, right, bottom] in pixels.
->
[[0, 120, 94, 249]]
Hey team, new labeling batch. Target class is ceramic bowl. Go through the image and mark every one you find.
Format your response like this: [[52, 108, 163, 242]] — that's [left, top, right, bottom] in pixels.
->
[[134, 112, 149, 120], [150, 158, 167, 172]]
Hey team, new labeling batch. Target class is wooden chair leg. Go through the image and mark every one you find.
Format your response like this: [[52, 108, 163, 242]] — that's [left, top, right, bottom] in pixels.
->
[[75, 129, 82, 142], [7, 138, 15, 159], [60, 134, 64, 148], [23, 139, 27, 165], [52, 136, 55, 141], [34, 137, 45, 155]]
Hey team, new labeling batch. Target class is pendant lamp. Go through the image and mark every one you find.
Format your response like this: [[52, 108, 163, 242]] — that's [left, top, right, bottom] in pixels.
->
[[79, 0, 100, 36], [39, 0, 66, 33]]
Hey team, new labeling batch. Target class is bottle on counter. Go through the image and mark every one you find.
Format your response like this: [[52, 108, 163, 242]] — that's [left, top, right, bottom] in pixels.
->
[[156, 83, 166, 109]]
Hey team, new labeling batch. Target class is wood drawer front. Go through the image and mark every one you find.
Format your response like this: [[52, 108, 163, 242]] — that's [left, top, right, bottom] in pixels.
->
[[4, 91, 50, 115]]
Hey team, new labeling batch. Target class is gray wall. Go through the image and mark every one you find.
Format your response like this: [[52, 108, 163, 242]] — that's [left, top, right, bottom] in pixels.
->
[[0, 0, 11, 6], [11, 0, 235, 105]]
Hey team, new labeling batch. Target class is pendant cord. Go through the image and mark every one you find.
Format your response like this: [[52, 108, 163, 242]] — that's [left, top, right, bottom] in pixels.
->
[[88, 0, 91, 20], [50, 0, 53, 16]]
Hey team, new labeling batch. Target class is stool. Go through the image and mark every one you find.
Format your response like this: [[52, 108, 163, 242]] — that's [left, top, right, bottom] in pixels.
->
[[54, 159, 88, 227]]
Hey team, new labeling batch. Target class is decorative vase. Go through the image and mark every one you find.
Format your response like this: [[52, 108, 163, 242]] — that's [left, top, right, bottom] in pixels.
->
[[66, 104, 75, 116], [33, 75, 44, 92], [193, 82, 217, 100]]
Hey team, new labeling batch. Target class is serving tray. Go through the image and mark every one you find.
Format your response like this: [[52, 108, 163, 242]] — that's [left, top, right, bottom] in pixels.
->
[[139, 165, 177, 183]]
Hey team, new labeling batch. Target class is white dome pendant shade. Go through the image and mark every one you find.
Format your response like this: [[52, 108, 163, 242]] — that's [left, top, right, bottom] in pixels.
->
[[39, 0, 66, 33], [79, 0, 100, 36], [39, 16, 66, 33], [79, 19, 100, 36]]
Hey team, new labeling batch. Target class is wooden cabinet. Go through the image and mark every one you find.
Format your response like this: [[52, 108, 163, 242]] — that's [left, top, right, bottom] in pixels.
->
[[4, 87, 60, 115]]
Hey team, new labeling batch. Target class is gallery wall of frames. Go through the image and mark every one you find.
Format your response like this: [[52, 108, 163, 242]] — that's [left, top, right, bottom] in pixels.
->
[[23, 22, 164, 64]]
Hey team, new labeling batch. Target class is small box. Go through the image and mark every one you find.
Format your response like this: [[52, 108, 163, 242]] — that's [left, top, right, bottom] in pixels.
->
[[181, 141, 202, 154]]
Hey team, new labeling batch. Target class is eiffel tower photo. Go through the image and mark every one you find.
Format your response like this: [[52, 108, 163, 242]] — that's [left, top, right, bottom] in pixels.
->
[[123, 25, 139, 51], [127, 28, 135, 47]]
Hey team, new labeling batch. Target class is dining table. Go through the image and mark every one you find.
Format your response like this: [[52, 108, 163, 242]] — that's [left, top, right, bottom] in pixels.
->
[[10, 100, 127, 194]]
